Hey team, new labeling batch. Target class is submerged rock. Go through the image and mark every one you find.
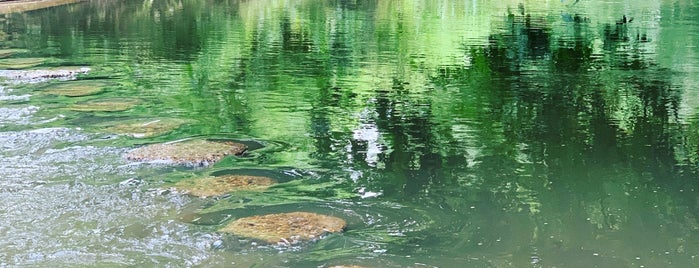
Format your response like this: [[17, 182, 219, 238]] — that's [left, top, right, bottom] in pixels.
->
[[0, 49, 29, 59], [219, 212, 346, 244], [0, 58, 45, 69], [69, 98, 140, 112], [99, 118, 188, 138], [44, 80, 110, 97], [174, 174, 276, 197], [124, 139, 247, 166]]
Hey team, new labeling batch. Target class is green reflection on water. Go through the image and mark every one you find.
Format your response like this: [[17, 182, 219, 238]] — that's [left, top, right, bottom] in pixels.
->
[[2, 0, 699, 267]]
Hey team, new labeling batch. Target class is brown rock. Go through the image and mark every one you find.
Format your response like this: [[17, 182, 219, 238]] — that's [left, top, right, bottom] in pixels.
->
[[219, 212, 346, 244], [124, 139, 247, 167], [69, 98, 140, 112], [44, 80, 109, 97], [175, 175, 276, 197], [100, 118, 188, 138], [0, 57, 45, 69], [0, 49, 28, 58]]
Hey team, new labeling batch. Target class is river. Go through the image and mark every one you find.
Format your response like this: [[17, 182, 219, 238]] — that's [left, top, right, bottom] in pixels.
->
[[1, 0, 698, 267]]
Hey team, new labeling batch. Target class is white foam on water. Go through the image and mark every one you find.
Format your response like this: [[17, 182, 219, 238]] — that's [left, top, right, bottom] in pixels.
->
[[0, 106, 39, 126], [0, 68, 90, 84], [0, 127, 222, 266]]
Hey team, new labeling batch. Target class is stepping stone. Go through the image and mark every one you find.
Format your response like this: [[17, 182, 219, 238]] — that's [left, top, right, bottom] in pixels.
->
[[68, 98, 140, 112], [124, 139, 247, 167], [99, 118, 188, 138], [0, 49, 29, 59], [174, 174, 276, 197], [0, 58, 45, 69], [219, 212, 346, 244], [44, 80, 110, 97]]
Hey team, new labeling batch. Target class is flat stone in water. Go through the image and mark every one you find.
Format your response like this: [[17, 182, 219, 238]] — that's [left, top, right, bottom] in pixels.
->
[[124, 139, 247, 166], [174, 174, 276, 197], [68, 98, 140, 112], [100, 118, 188, 138], [44, 80, 110, 97], [0, 58, 45, 69], [0, 49, 29, 59], [219, 212, 346, 244]]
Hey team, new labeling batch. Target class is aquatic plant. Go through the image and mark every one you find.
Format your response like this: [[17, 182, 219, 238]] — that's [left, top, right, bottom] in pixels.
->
[[124, 139, 247, 166], [219, 212, 346, 244], [174, 174, 276, 197]]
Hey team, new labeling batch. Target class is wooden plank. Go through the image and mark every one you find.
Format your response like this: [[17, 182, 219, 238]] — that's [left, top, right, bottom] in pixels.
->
[[0, 0, 86, 14]]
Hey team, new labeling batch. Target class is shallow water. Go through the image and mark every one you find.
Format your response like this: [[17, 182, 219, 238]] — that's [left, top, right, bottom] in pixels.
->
[[1, 0, 699, 267]]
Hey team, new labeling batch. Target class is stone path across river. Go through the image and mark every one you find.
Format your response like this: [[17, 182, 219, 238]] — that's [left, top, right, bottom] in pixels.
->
[[0, 61, 355, 265]]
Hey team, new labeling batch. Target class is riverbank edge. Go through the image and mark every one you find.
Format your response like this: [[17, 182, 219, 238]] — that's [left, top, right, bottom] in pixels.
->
[[0, 0, 85, 14]]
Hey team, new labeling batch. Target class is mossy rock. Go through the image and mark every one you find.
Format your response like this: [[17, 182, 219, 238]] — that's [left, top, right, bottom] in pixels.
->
[[124, 139, 247, 167], [0, 57, 45, 69], [44, 80, 110, 97], [219, 212, 346, 244], [100, 117, 189, 138], [68, 98, 140, 112], [0, 49, 29, 59], [175, 174, 276, 197]]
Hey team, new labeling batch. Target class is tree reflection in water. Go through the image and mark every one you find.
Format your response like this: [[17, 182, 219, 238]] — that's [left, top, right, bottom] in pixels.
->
[[4, 0, 699, 266]]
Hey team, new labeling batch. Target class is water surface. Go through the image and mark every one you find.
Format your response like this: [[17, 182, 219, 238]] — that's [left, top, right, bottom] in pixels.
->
[[1, 0, 699, 267]]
